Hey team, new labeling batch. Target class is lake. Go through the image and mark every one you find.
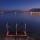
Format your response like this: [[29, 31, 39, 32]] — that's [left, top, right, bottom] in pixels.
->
[[0, 13, 40, 39]]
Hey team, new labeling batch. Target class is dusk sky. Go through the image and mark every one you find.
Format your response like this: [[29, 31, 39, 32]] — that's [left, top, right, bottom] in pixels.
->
[[0, 0, 40, 10]]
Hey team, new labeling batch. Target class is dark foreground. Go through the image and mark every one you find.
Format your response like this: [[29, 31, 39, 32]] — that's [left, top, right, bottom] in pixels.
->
[[0, 36, 34, 40]]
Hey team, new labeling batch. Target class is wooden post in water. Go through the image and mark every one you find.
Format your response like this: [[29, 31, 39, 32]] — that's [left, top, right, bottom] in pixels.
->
[[16, 24, 17, 36], [24, 24, 26, 36], [6, 22, 8, 36]]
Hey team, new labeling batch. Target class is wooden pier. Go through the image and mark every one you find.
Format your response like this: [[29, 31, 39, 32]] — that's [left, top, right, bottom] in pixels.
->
[[5, 23, 34, 40]]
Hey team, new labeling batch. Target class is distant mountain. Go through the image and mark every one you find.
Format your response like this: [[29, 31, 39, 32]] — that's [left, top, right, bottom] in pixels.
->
[[29, 8, 40, 12]]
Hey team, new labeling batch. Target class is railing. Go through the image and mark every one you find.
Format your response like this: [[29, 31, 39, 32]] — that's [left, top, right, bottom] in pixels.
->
[[5, 23, 34, 40], [6, 23, 29, 40], [6, 24, 27, 36]]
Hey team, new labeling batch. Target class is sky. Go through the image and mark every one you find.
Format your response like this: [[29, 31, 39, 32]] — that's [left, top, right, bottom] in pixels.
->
[[0, 0, 40, 10]]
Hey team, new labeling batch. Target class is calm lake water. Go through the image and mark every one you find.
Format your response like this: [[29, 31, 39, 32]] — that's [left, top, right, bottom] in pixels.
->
[[0, 13, 40, 38]]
